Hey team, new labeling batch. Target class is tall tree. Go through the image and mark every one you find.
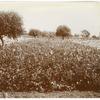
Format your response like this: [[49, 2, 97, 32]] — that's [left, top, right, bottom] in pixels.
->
[[0, 11, 23, 46]]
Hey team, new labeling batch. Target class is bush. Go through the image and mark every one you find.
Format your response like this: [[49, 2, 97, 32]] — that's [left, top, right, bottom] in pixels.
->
[[81, 30, 90, 38], [0, 11, 23, 46], [28, 29, 55, 38], [0, 39, 100, 92], [41, 31, 55, 38], [91, 35, 99, 40], [39, 31, 49, 37], [28, 29, 41, 37], [56, 25, 71, 39]]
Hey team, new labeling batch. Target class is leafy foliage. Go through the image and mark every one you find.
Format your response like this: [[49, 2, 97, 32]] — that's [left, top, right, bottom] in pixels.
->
[[92, 35, 99, 40], [28, 29, 41, 37], [81, 30, 90, 38], [28, 29, 54, 38], [0, 11, 23, 45], [56, 25, 71, 39], [0, 38, 100, 92]]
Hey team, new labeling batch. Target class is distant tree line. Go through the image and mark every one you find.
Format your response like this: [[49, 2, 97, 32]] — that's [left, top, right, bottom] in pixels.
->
[[0, 11, 100, 46], [28, 25, 72, 39]]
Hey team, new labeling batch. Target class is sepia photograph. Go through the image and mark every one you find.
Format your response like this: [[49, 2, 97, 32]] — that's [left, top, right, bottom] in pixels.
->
[[0, 0, 100, 98]]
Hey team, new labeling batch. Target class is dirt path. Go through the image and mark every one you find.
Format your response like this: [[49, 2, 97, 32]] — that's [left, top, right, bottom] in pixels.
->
[[0, 91, 100, 98]]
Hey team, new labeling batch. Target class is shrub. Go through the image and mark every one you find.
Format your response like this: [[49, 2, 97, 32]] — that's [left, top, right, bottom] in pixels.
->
[[81, 30, 90, 38], [28, 29, 55, 38], [56, 25, 71, 39], [0, 39, 100, 92], [41, 31, 55, 38], [92, 35, 99, 40], [28, 29, 41, 37], [40, 31, 49, 37]]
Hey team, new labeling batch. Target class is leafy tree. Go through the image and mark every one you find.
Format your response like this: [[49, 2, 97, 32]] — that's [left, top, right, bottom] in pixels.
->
[[28, 29, 41, 37], [56, 25, 71, 39], [81, 29, 90, 38], [0, 11, 23, 46]]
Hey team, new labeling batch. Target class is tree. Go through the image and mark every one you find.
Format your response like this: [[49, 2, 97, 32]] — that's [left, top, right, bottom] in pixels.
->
[[92, 35, 99, 40], [56, 25, 71, 39], [81, 29, 90, 38], [0, 11, 23, 46], [28, 29, 41, 37]]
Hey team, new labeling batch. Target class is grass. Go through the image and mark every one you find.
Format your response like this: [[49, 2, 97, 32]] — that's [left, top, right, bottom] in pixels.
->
[[0, 37, 100, 93]]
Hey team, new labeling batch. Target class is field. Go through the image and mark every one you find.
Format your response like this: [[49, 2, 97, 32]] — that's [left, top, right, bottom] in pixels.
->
[[0, 36, 100, 98]]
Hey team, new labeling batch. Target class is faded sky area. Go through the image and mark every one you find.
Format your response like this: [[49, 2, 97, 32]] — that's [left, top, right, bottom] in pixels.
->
[[0, 1, 100, 35]]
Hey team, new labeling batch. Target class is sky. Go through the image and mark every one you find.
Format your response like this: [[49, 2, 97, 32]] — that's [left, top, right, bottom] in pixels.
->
[[0, 1, 100, 35]]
